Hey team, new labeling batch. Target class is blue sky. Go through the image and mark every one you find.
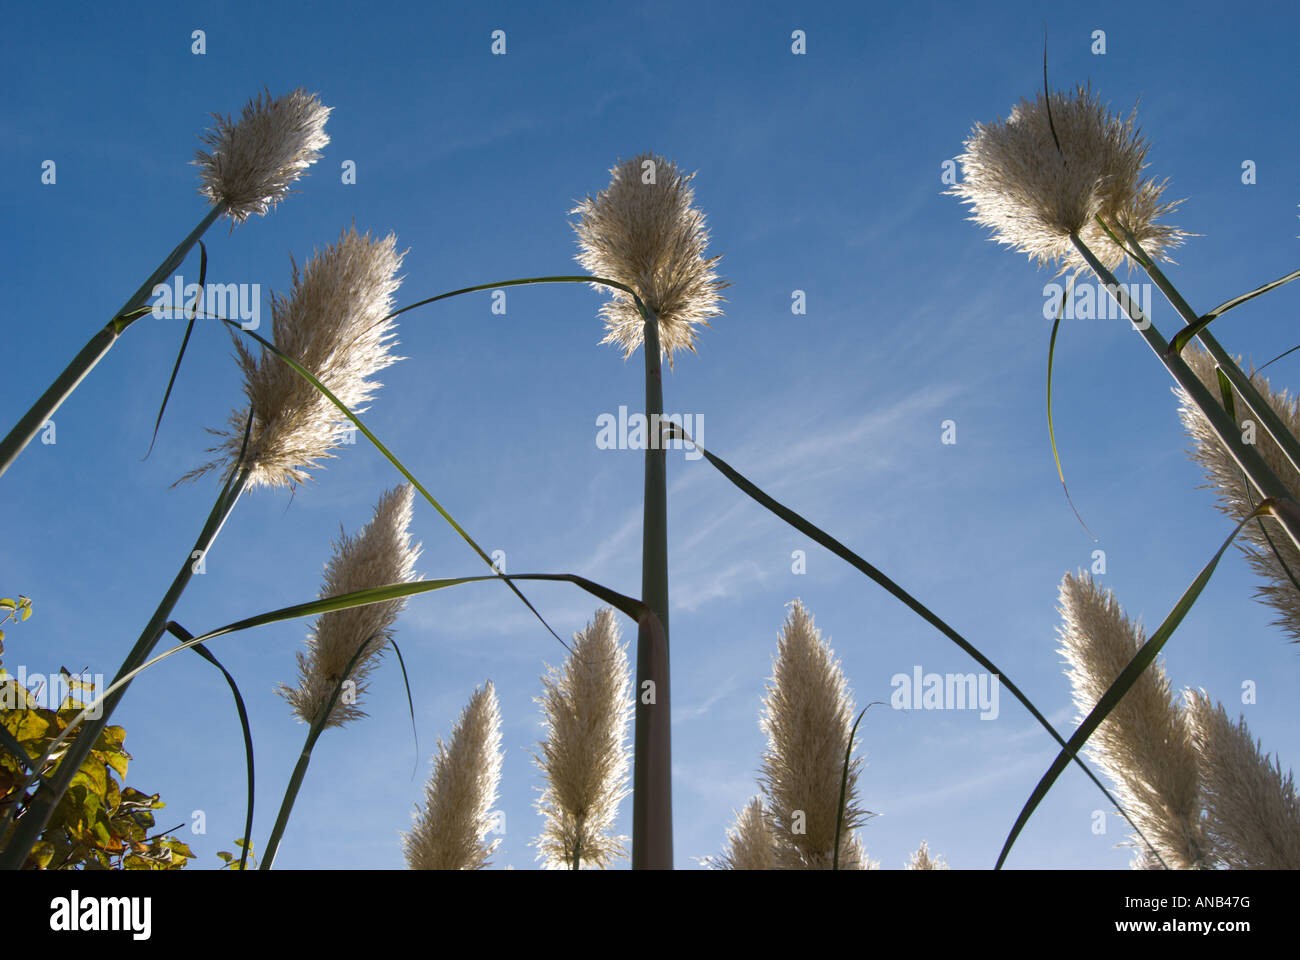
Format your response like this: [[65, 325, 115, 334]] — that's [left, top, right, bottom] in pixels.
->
[[3, 0, 1299, 870]]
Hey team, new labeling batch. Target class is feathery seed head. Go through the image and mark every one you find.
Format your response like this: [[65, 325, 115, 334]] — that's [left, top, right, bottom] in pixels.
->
[[277, 484, 421, 729], [195, 88, 331, 224], [1174, 346, 1300, 641], [571, 152, 726, 367], [758, 599, 870, 869], [181, 224, 405, 489], [906, 840, 949, 870], [532, 608, 632, 869], [403, 682, 504, 870], [1056, 572, 1208, 868], [707, 797, 778, 870], [1184, 689, 1300, 870], [950, 83, 1186, 273]]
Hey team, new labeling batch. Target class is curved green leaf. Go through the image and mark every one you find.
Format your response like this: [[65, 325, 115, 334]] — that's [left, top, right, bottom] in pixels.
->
[[166, 621, 255, 872]]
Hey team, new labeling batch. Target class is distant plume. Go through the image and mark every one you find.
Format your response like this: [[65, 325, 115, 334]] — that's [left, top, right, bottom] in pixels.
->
[[758, 600, 871, 869], [532, 608, 632, 869], [404, 682, 504, 870], [1056, 572, 1209, 868]]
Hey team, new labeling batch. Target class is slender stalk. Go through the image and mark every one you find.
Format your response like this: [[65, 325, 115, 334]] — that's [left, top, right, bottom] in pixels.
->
[[0, 465, 250, 869], [0, 205, 225, 478], [1071, 233, 1300, 555], [1120, 224, 1300, 478], [632, 310, 673, 870], [260, 723, 325, 870]]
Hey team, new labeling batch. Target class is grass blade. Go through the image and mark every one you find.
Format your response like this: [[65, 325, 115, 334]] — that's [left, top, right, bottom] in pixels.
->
[[144, 240, 209, 459], [832, 702, 880, 871], [166, 621, 255, 871], [389, 638, 420, 777], [25, 572, 649, 785], [1046, 275, 1095, 538], [1170, 267, 1300, 357]]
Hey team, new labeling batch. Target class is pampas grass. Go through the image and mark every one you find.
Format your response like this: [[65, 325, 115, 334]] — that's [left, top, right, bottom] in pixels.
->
[[404, 682, 505, 870], [278, 484, 422, 728], [1185, 690, 1300, 870], [1175, 345, 1300, 642], [195, 88, 331, 224], [571, 151, 725, 366], [1056, 571, 1209, 868], [708, 797, 777, 870], [949, 82, 1185, 273], [758, 600, 871, 869], [181, 225, 405, 489], [906, 841, 949, 870], [532, 608, 632, 869]]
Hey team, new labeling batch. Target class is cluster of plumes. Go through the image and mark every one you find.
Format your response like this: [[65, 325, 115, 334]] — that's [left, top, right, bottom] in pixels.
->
[[277, 484, 421, 729], [1057, 572, 1209, 867], [571, 152, 726, 366], [905, 840, 949, 870], [709, 601, 893, 870], [1057, 572, 1300, 869], [180, 225, 405, 489], [195, 88, 331, 224], [1174, 345, 1300, 642], [949, 83, 1186, 274], [532, 608, 632, 869], [403, 683, 504, 870]]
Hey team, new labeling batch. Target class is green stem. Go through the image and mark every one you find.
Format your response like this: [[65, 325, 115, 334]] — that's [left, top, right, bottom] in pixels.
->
[[260, 725, 325, 870], [632, 310, 673, 870], [0, 204, 225, 479], [261, 632, 383, 869], [1071, 234, 1300, 555], [1120, 225, 1300, 479], [0, 465, 249, 869]]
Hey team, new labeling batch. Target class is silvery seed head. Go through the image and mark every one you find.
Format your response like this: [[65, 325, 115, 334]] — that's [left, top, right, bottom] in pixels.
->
[[571, 152, 726, 367], [181, 224, 404, 489], [950, 83, 1186, 273], [1184, 689, 1300, 870], [905, 840, 949, 870], [1174, 345, 1300, 642], [1056, 572, 1209, 868], [758, 600, 871, 869], [277, 484, 422, 729], [403, 682, 505, 870], [195, 88, 331, 224], [707, 797, 777, 870], [532, 608, 632, 869]]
